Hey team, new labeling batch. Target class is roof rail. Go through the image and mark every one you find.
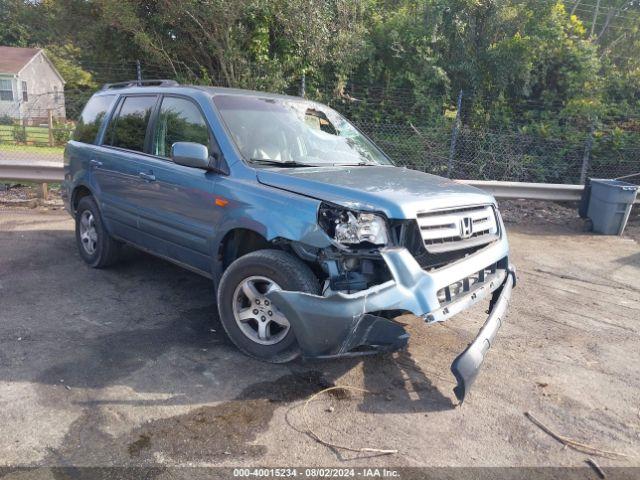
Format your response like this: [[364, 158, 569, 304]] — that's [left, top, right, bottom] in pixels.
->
[[101, 79, 179, 90]]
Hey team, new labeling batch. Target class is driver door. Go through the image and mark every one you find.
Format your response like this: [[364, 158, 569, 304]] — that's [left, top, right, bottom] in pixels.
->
[[135, 95, 221, 275]]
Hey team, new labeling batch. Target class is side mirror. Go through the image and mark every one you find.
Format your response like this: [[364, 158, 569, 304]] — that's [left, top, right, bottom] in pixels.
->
[[171, 142, 210, 170]]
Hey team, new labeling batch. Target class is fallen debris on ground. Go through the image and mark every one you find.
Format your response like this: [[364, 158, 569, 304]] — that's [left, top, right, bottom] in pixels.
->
[[524, 411, 627, 459]]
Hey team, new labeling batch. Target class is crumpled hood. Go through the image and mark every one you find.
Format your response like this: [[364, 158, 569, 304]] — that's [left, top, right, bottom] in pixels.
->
[[256, 165, 496, 219]]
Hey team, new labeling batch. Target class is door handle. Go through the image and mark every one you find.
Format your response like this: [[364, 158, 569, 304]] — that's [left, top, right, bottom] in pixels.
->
[[90, 159, 103, 168], [139, 171, 156, 182]]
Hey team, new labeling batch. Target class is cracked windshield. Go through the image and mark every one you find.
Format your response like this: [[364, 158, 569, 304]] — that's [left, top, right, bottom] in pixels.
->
[[213, 95, 393, 167]]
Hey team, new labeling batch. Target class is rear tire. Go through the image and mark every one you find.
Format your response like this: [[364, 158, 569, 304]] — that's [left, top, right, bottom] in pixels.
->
[[217, 249, 320, 363], [75, 196, 121, 268]]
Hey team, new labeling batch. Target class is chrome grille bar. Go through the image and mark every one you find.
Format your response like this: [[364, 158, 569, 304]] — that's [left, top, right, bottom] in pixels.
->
[[416, 204, 498, 252]]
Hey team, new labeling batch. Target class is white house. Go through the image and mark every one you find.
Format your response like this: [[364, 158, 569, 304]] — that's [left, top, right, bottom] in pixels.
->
[[0, 46, 66, 123]]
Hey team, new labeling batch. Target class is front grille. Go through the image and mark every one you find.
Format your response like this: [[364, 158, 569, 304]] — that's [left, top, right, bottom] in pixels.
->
[[399, 204, 501, 270], [416, 205, 499, 253]]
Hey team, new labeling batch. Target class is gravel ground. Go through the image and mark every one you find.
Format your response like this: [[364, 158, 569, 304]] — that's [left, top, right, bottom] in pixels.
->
[[0, 184, 64, 213], [0, 198, 639, 475]]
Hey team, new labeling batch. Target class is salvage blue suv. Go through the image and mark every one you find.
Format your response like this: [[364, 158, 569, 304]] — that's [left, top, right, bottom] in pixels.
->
[[62, 80, 515, 402]]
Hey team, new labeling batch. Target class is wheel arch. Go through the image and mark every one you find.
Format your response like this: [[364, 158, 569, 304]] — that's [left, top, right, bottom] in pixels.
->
[[217, 228, 273, 272], [71, 184, 95, 214]]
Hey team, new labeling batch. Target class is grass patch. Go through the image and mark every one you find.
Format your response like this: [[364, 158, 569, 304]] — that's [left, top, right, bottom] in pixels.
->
[[0, 143, 64, 155]]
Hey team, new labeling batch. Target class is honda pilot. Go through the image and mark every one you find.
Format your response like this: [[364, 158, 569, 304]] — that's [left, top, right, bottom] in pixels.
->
[[62, 80, 516, 402]]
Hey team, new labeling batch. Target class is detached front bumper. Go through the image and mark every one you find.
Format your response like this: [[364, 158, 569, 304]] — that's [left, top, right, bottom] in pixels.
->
[[450, 265, 514, 402], [267, 239, 515, 402]]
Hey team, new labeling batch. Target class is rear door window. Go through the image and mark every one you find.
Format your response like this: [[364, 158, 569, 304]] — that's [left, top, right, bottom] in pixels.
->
[[73, 95, 116, 144], [152, 96, 210, 158], [105, 95, 157, 152]]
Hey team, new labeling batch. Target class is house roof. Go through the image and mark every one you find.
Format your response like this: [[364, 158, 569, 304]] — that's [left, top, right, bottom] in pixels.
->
[[0, 46, 42, 74]]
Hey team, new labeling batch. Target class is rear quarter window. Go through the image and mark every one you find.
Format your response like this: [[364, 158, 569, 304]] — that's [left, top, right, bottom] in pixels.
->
[[73, 95, 116, 144]]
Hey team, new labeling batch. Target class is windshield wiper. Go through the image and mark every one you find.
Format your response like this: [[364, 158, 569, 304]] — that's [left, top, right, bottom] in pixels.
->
[[250, 158, 313, 168]]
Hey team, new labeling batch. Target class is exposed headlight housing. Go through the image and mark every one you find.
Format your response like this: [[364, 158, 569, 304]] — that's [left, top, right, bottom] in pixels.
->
[[318, 203, 389, 246]]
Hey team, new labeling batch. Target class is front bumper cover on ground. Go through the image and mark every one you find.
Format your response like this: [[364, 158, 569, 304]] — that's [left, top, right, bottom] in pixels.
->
[[267, 244, 515, 402], [450, 266, 515, 402]]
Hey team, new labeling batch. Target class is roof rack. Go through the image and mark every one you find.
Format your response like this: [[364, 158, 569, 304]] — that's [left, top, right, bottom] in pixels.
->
[[101, 79, 179, 90]]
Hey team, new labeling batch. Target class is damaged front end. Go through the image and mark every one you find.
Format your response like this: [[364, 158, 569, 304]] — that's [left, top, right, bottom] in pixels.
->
[[268, 202, 516, 402]]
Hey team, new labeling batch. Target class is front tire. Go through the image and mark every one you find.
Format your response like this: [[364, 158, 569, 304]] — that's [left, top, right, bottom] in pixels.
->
[[75, 196, 121, 268], [217, 249, 320, 363]]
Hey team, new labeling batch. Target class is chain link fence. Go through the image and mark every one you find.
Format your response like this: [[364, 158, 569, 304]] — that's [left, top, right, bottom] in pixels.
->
[[1, 66, 639, 185], [349, 122, 640, 185], [448, 128, 585, 183]]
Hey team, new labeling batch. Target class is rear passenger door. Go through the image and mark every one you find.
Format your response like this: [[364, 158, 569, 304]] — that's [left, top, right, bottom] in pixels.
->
[[133, 95, 219, 275], [95, 95, 159, 240]]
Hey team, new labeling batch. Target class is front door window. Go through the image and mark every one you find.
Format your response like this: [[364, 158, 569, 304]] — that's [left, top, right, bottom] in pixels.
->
[[152, 96, 210, 158]]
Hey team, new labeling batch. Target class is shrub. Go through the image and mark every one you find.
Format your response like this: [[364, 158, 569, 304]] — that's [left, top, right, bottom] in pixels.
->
[[13, 125, 27, 144], [0, 114, 14, 126], [52, 122, 74, 145]]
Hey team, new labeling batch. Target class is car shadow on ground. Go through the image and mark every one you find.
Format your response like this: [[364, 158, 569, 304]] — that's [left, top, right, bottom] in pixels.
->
[[0, 229, 455, 412], [2, 228, 454, 465]]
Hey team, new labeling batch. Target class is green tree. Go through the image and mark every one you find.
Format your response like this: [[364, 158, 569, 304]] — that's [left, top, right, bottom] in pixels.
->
[[45, 44, 96, 89]]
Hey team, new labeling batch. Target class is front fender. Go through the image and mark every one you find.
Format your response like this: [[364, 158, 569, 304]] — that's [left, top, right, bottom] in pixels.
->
[[212, 176, 333, 249]]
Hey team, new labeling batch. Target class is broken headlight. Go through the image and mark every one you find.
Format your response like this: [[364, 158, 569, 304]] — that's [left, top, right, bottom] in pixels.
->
[[318, 203, 389, 246]]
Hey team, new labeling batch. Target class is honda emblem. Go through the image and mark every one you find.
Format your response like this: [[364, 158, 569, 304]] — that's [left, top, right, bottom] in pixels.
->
[[460, 217, 473, 239]]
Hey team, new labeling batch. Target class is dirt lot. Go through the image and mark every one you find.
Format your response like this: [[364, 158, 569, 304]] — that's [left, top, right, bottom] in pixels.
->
[[0, 197, 639, 475]]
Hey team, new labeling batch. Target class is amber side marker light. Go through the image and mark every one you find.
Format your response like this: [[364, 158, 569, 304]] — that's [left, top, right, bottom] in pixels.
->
[[215, 197, 229, 207]]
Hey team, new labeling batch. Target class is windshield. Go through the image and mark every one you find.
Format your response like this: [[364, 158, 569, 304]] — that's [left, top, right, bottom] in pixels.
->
[[212, 94, 393, 167]]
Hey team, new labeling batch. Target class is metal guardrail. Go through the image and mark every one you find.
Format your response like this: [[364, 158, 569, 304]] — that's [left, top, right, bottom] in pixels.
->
[[1, 161, 637, 203], [0, 162, 64, 183], [457, 180, 584, 201]]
